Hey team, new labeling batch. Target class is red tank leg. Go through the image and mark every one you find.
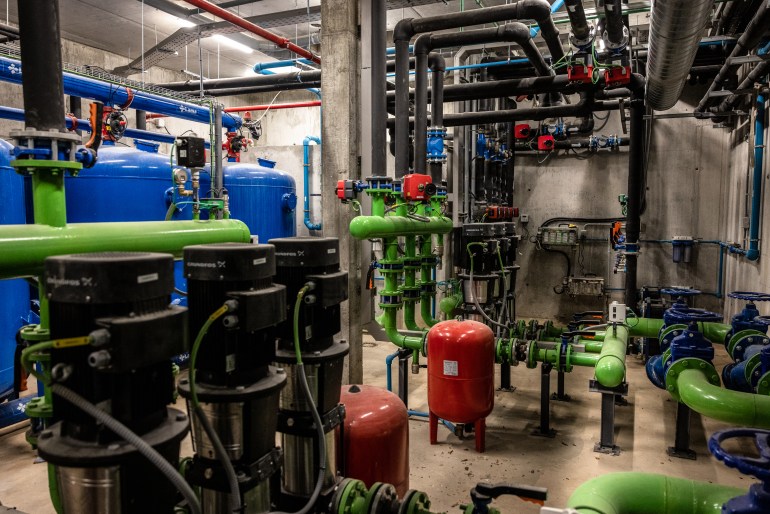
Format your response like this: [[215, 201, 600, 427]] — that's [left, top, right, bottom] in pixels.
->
[[475, 418, 486, 453], [429, 411, 438, 445]]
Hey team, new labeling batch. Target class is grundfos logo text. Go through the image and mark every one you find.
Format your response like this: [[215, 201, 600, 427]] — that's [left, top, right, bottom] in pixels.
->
[[46, 276, 88, 287], [187, 261, 226, 268], [179, 105, 197, 114]]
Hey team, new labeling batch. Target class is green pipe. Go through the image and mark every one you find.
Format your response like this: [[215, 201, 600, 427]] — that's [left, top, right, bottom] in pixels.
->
[[403, 233, 420, 331], [0, 219, 251, 279], [566, 472, 743, 514], [667, 361, 770, 428], [627, 318, 731, 345], [381, 306, 424, 352], [419, 235, 439, 327], [531, 344, 600, 368], [349, 215, 452, 239], [594, 325, 628, 389], [584, 340, 603, 353], [31, 171, 67, 228], [440, 290, 463, 317]]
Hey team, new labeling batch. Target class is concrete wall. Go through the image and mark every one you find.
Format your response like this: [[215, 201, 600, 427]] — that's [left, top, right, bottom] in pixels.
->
[[513, 87, 728, 320]]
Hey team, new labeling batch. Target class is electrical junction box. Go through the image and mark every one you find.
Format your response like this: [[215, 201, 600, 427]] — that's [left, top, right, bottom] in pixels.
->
[[567, 277, 605, 297], [567, 64, 593, 84], [609, 301, 626, 323], [520, 214, 529, 224], [540, 227, 578, 246], [176, 136, 206, 168], [402, 173, 436, 201], [604, 66, 632, 86]]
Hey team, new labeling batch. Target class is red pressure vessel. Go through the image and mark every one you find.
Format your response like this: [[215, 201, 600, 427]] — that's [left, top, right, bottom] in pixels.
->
[[339, 385, 409, 496], [427, 320, 495, 452]]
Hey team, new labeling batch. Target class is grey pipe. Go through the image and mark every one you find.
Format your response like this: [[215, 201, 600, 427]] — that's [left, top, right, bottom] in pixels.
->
[[213, 104, 223, 206], [718, 59, 770, 113], [646, 0, 715, 111], [393, 0, 566, 176], [697, 3, 770, 113]]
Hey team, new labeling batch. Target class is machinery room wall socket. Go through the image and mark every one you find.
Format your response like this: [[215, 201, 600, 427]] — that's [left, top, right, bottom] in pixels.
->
[[520, 214, 529, 223]]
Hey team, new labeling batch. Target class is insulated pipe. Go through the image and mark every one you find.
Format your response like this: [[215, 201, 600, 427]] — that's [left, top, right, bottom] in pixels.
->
[[370, 0, 388, 179], [564, 0, 591, 48], [566, 472, 744, 514], [349, 216, 453, 239], [0, 220, 251, 279], [18, 0, 65, 131], [160, 70, 322, 92], [717, 59, 770, 113], [645, 0, 716, 111], [303, 136, 322, 231], [672, 367, 770, 428], [224, 101, 321, 113], [602, 0, 628, 50], [0, 55, 241, 130], [181, 0, 319, 64], [696, 4, 770, 113], [394, 0, 566, 175], [388, 100, 620, 127], [198, 83, 323, 97]]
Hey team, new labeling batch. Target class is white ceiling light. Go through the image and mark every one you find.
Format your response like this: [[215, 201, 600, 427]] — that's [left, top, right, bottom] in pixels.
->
[[176, 18, 197, 28], [211, 34, 254, 54]]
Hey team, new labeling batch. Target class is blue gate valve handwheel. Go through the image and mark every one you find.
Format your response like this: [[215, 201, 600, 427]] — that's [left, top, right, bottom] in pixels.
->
[[709, 428, 770, 514], [729, 292, 770, 302], [661, 288, 702, 297], [665, 307, 722, 324]]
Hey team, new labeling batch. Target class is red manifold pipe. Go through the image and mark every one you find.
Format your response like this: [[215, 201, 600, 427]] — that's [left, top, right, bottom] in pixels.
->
[[182, 0, 320, 64], [224, 100, 322, 113], [145, 113, 168, 120]]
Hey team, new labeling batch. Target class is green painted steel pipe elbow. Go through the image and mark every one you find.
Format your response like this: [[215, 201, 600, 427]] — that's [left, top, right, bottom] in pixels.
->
[[440, 292, 463, 317], [349, 215, 453, 239], [0, 219, 251, 279], [566, 472, 744, 514]]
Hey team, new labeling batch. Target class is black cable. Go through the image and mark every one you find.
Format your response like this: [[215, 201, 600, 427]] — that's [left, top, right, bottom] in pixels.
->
[[541, 216, 625, 227]]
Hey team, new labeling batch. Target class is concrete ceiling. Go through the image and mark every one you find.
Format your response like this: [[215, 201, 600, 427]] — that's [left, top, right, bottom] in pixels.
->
[[0, 0, 653, 80]]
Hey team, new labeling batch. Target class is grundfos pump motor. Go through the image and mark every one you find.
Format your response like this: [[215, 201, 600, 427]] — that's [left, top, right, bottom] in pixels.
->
[[38, 252, 189, 513], [179, 243, 288, 513], [268, 236, 349, 507]]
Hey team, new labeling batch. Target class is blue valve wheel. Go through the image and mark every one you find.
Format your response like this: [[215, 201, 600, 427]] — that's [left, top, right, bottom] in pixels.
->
[[709, 428, 770, 482], [729, 292, 770, 302], [661, 288, 702, 297], [665, 307, 722, 324]]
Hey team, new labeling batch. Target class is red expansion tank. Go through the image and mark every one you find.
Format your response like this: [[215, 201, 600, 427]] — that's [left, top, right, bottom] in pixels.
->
[[339, 385, 409, 496], [427, 320, 495, 452]]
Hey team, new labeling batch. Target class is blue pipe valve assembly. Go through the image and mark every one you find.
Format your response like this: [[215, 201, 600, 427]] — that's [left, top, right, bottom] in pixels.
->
[[427, 126, 447, 163], [709, 428, 770, 514]]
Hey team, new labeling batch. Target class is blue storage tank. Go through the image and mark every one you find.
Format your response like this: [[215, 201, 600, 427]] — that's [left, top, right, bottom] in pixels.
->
[[201, 161, 297, 243], [0, 138, 30, 400]]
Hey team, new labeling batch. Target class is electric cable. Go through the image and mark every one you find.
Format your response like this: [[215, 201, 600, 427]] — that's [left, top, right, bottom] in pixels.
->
[[189, 303, 242, 514]]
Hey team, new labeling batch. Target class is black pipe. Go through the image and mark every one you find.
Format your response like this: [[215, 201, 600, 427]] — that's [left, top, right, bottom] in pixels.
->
[[197, 82, 323, 97], [717, 59, 770, 114], [602, 0, 626, 49], [514, 137, 629, 151], [625, 79, 645, 306], [386, 57, 416, 73], [697, 3, 770, 112], [429, 54, 445, 183], [371, 0, 387, 178], [565, 0, 591, 46], [136, 109, 147, 131], [159, 70, 322, 92], [505, 98, 515, 207], [388, 100, 620, 128], [19, 0, 66, 131], [393, 0, 565, 176]]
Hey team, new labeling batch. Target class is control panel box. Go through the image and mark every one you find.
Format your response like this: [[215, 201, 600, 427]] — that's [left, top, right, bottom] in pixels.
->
[[539, 227, 578, 246], [567, 277, 605, 297]]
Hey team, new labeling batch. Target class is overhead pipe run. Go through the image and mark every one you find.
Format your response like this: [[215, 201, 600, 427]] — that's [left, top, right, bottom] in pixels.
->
[[224, 100, 321, 113], [696, 3, 770, 113], [181, 0, 320, 64], [393, 0, 566, 176], [160, 70, 322, 93], [646, 0, 717, 111]]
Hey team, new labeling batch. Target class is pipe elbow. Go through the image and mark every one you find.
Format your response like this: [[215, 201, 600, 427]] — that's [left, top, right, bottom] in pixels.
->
[[394, 18, 415, 42], [303, 135, 321, 146], [304, 219, 322, 231], [746, 248, 760, 261], [516, 0, 552, 22], [629, 73, 646, 99], [500, 21, 531, 44], [427, 52, 445, 72]]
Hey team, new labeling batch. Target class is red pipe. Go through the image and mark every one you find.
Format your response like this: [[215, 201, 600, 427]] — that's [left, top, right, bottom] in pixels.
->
[[182, 0, 320, 64], [224, 100, 322, 113], [145, 113, 167, 120]]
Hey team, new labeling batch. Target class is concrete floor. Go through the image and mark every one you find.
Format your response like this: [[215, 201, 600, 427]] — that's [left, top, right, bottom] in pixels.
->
[[0, 332, 755, 513]]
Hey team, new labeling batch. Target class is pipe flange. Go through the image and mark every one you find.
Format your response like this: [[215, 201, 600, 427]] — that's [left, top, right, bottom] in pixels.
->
[[569, 25, 596, 51], [727, 330, 769, 361], [664, 357, 720, 403], [756, 371, 770, 396], [603, 25, 629, 52]]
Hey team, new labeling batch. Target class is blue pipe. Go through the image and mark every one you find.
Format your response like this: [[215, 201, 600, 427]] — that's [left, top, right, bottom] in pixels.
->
[[0, 56, 240, 130], [530, 0, 565, 38], [303, 135, 322, 230], [745, 93, 765, 261], [253, 59, 313, 72], [0, 106, 210, 148], [384, 351, 455, 432]]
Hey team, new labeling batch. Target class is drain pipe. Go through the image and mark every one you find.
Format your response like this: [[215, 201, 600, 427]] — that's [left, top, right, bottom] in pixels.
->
[[696, 4, 770, 113], [625, 75, 646, 305], [303, 136, 322, 231], [739, 93, 766, 261], [394, 0, 565, 176]]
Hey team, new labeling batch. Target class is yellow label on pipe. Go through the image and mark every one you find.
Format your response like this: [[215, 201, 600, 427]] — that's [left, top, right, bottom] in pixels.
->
[[52, 336, 91, 349]]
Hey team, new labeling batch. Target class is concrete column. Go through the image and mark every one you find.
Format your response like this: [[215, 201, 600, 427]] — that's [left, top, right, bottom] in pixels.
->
[[321, 0, 363, 383]]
